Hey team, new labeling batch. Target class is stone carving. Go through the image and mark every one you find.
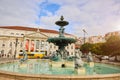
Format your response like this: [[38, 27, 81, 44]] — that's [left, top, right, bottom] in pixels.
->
[[49, 51, 59, 61], [19, 50, 28, 63], [74, 49, 84, 69], [59, 27, 64, 37], [87, 51, 93, 62], [49, 49, 68, 61]]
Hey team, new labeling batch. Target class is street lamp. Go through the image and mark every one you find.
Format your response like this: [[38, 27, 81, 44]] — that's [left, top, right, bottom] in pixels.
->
[[14, 38, 19, 59], [83, 29, 87, 44]]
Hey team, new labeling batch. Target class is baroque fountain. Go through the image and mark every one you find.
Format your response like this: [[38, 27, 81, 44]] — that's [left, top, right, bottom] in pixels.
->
[[47, 16, 90, 74], [47, 16, 76, 68], [0, 16, 120, 80]]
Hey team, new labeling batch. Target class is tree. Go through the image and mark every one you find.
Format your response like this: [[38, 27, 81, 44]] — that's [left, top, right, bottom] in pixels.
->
[[91, 43, 103, 55], [80, 43, 93, 54], [102, 35, 120, 61]]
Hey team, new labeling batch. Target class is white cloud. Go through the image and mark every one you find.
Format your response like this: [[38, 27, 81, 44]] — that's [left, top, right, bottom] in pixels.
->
[[40, 0, 120, 37], [0, 0, 120, 37], [39, 15, 58, 29], [0, 0, 44, 27]]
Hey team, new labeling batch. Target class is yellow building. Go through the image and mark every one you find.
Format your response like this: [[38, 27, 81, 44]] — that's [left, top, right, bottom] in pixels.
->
[[0, 26, 76, 58]]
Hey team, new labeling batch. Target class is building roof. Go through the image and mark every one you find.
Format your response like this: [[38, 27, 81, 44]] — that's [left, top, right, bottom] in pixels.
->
[[0, 26, 77, 37], [0, 26, 59, 34]]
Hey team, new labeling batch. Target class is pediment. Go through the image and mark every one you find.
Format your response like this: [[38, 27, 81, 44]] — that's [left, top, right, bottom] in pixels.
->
[[25, 32, 48, 39]]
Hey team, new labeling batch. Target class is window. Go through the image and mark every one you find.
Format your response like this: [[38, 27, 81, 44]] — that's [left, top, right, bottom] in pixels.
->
[[10, 42, 12, 47], [20, 50, 23, 52], [16, 33, 19, 35], [36, 40, 39, 49], [11, 33, 14, 35], [20, 42, 23, 47], [71, 52, 73, 55], [1, 50, 4, 54], [35, 50, 39, 52], [41, 40, 44, 48], [21, 34, 24, 35], [2, 44, 5, 47]]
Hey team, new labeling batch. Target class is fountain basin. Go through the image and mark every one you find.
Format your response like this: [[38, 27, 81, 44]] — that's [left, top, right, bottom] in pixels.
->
[[47, 37, 76, 47], [0, 70, 120, 80], [50, 61, 74, 68], [0, 59, 120, 80]]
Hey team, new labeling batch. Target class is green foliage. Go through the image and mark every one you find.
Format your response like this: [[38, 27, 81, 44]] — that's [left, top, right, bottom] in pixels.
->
[[80, 35, 120, 58], [91, 43, 103, 55], [102, 35, 120, 56], [80, 43, 103, 55], [80, 43, 93, 53]]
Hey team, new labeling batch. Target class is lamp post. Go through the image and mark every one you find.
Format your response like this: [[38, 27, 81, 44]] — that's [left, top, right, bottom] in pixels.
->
[[14, 38, 19, 59], [83, 29, 87, 44]]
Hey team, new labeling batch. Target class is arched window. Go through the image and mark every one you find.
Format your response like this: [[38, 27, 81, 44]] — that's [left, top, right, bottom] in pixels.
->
[[36, 40, 39, 49]]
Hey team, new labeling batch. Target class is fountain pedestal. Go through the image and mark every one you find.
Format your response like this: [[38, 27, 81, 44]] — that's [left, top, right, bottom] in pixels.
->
[[75, 67, 86, 75], [66, 61, 74, 67], [52, 61, 63, 67], [49, 60, 52, 66], [89, 62, 94, 67], [50, 61, 74, 68], [87, 52, 94, 67]]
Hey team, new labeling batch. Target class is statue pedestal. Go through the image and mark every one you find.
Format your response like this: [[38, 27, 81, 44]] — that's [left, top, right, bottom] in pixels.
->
[[49, 61, 52, 66], [89, 62, 94, 67], [52, 62, 61, 67], [75, 67, 86, 75], [50, 61, 75, 68], [66, 61, 74, 67], [19, 64, 27, 68]]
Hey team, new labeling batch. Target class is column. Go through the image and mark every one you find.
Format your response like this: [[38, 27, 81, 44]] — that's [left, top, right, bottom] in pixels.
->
[[23, 36, 26, 49], [34, 40, 36, 52], [31, 40, 34, 52], [39, 40, 41, 52], [28, 39, 31, 52], [36, 40, 39, 52]]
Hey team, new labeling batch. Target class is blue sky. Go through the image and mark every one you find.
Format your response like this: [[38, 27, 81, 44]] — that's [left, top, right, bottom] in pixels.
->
[[0, 0, 120, 37]]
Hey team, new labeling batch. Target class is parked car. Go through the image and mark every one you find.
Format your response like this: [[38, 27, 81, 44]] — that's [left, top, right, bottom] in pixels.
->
[[102, 56, 109, 60]]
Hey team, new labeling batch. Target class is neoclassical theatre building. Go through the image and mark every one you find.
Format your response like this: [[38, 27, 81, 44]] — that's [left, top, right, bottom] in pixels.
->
[[0, 26, 76, 58]]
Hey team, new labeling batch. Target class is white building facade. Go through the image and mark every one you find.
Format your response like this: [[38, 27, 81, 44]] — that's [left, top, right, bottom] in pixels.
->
[[105, 31, 120, 40], [0, 26, 76, 58], [87, 36, 106, 44]]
